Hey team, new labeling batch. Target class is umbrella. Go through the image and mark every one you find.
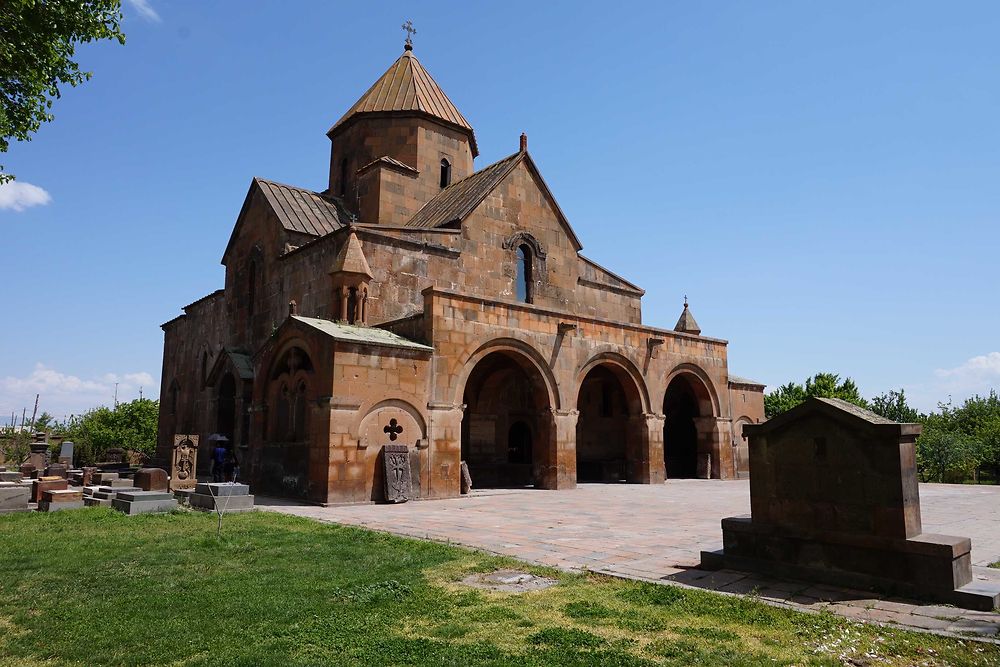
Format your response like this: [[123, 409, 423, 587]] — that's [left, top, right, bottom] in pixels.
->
[[206, 433, 229, 443]]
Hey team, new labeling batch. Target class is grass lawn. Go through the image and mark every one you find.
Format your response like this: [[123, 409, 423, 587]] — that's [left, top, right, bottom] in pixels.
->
[[0, 509, 997, 666]]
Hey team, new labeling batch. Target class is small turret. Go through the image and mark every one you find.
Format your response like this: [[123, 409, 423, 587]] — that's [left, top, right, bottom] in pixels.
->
[[674, 296, 701, 336], [329, 231, 373, 325]]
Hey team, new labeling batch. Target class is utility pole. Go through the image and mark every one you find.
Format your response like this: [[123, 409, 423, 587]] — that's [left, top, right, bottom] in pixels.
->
[[139, 386, 143, 401], [29, 394, 38, 431], [114, 383, 119, 407]]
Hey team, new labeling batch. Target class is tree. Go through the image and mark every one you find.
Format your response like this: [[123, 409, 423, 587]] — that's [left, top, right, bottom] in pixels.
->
[[1, 0, 125, 181], [764, 372, 868, 418], [60, 398, 158, 465], [869, 389, 921, 423]]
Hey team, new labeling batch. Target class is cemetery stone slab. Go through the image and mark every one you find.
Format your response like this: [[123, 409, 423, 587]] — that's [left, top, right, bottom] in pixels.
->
[[58, 441, 74, 466], [92, 472, 119, 484], [382, 444, 411, 503], [31, 478, 68, 503], [0, 471, 22, 483], [0, 486, 31, 513], [194, 483, 249, 497], [700, 397, 1000, 611], [134, 468, 168, 492], [42, 489, 83, 503], [170, 435, 199, 491], [45, 464, 68, 479], [84, 497, 112, 507], [37, 500, 85, 512], [19, 464, 37, 479], [111, 496, 178, 515]]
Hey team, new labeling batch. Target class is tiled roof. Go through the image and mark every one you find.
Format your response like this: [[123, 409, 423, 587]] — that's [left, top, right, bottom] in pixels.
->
[[291, 316, 433, 352], [729, 375, 765, 387], [255, 178, 348, 237], [329, 49, 478, 156], [406, 152, 522, 229], [358, 155, 418, 175]]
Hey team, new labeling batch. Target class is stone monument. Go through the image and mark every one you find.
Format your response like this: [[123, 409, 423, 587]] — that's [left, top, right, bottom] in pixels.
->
[[0, 483, 30, 513], [58, 441, 74, 466], [111, 490, 178, 515], [38, 488, 84, 512], [701, 397, 1000, 611], [170, 435, 199, 491], [188, 482, 255, 513], [134, 468, 169, 492], [383, 444, 411, 503]]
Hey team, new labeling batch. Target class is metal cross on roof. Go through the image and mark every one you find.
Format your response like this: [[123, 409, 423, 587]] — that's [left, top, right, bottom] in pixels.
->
[[401, 20, 416, 47]]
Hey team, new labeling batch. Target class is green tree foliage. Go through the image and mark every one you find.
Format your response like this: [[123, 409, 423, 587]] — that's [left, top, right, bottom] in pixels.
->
[[764, 372, 868, 418], [60, 398, 158, 465], [869, 389, 922, 423], [0, 0, 125, 181]]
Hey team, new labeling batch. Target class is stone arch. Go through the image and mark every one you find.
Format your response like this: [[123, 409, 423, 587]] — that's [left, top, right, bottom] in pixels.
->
[[454, 337, 561, 411], [662, 364, 720, 479], [458, 341, 557, 488], [259, 340, 315, 499], [574, 352, 653, 484], [575, 351, 651, 415], [732, 414, 754, 479], [502, 230, 547, 259], [357, 398, 428, 501]]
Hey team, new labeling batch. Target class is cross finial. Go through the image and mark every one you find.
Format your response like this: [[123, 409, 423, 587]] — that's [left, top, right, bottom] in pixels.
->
[[402, 20, 416, 50], [684, 295, 688, 307]]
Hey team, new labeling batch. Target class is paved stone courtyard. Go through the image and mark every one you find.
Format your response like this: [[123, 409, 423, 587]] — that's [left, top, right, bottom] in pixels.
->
[[258, 480, 1000, 639]]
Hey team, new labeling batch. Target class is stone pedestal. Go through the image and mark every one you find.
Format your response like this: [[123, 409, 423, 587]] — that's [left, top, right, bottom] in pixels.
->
[[28, 443, 49, 470], [111, 491, 178, 515], [701, 397, 1000, 611], [188, 483, 255, 513]]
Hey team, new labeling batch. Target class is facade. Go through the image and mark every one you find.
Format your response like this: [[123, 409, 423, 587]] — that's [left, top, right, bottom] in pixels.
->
[[155, 44, 765, 504]]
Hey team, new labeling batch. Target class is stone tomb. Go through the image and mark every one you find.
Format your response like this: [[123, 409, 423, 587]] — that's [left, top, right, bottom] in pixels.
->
[[134, 468, 168, 492], [0, 483, 31, 513], [84, 485, 142, 507], [111, 490, 178, 515], [38, 488, 84, 512], [45, 463, 68, 479], [382, 444, 411, 503], [701, 397, 1000, 611], [31, 477, 68, 503], [170, 435, 199, 491], [0, 471, 22, 483], [188, 483, 255, 513]]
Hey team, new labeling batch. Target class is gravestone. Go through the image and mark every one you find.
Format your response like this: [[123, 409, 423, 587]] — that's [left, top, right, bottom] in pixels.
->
[[0, 471, 21, 483], [19, 464, 36, 479], [188, 482, 255, 513], [58, 441, 74, 466], [111, 490, 178, 515], [460, 461, 472, 495], [38, 488, 84, 512], [170, 435, 199, 491], [31, 478, 68, 503], [134, 468, 168, 492], [382, 444, 411, 503], [81, 467, 97, 487], [0, 485, 30, 513], [92, 472, 119, 485], [701, 397, 1000, 611], [28, 440, 48, 470], [45, 463, 68, 479]]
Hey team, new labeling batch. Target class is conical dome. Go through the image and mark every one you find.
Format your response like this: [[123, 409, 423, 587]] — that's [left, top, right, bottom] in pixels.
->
[[328, 47, 478, 156], [329, 232, 372, 280]]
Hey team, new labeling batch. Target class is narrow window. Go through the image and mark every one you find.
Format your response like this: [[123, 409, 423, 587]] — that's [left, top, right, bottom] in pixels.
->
[[339, 158, 348, 196], [248, 260, 257, 318], [346, 287, 358, 324], [200, 351, 208, 386], [515, 244, 532, 303], [169, 381, 180, 416], [440, 158, 451, 188]]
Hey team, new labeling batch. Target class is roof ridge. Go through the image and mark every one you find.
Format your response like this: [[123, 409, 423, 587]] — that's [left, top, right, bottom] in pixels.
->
[[405, 151, 523, 229]]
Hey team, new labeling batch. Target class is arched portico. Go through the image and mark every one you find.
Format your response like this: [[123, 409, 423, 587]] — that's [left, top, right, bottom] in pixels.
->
[[575, 356, 650, 483], [663, 367, 718, 479]]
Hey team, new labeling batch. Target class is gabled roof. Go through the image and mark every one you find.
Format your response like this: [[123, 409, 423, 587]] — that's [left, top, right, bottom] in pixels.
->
[[358, 155, 418, 176], [256, 178, 349, 237], [206, 348, 255, 387], [290, 316, 433, 352], [329, 48, 478, 156], [222, 178, 351, 264], [745, 397, 920, 438], [405, 150, 583, 251]]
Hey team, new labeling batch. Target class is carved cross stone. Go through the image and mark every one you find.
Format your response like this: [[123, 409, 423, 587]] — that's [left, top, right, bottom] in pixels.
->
[[383, 444, 411, 503]]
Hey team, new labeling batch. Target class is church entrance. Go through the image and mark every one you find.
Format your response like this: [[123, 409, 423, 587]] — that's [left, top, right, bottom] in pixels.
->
[[217, 372, 237, 442], [575, 365, 638, 483], [461, 351, 552, 488], [663, 375, 703, 479]]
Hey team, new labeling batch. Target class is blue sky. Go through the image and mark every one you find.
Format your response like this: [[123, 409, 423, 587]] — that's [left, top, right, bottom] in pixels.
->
[[2, 1, 998, 420]]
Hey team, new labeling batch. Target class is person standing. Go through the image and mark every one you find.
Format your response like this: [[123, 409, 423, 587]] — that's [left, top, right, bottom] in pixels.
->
[[212, 441, 227, 482]]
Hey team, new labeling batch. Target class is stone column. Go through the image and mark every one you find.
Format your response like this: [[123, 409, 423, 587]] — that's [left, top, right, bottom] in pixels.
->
[[537, 409, 577, 490], [426, 402, 464, 499], [694, 416, 732, 479], [629, 413, 665, 484]]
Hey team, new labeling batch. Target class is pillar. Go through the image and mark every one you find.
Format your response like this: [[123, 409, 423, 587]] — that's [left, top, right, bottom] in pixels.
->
[[537, 408, 577, 490], [426, 402, 464, 499], [629, 413, 665, 484]]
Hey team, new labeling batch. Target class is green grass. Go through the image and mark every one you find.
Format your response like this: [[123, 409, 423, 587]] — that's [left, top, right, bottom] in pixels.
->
[[991, 561, 1000, 569], [0, 509, 997, 666]]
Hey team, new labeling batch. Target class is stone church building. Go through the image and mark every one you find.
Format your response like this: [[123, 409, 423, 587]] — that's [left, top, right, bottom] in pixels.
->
[[155, 43, 765, 504]]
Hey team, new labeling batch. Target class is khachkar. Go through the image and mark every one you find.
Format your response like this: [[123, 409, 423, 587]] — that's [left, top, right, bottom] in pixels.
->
[[383, 444, 411, 503], [171, 435, 199, 491], [701, 397, 1000, 611]]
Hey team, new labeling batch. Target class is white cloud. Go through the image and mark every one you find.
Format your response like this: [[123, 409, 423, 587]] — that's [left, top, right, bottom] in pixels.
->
[[906, 352, 1000, 412], [127, 0, 161, 22], [0, 181, 51, 212], [0, 364, 158, 423]]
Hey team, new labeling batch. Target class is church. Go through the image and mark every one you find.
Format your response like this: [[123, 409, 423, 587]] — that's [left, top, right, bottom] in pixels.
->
[[155, 38, 765, 504]]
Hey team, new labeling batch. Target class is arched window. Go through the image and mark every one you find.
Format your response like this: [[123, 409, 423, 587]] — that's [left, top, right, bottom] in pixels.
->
[[339, 158, 348, 196], [440, 158, 451, 188], [169, 380, 180, 416], [515, 244, 532, 303], [346, 287, 358, 324], [248, 260, 257, 318]]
